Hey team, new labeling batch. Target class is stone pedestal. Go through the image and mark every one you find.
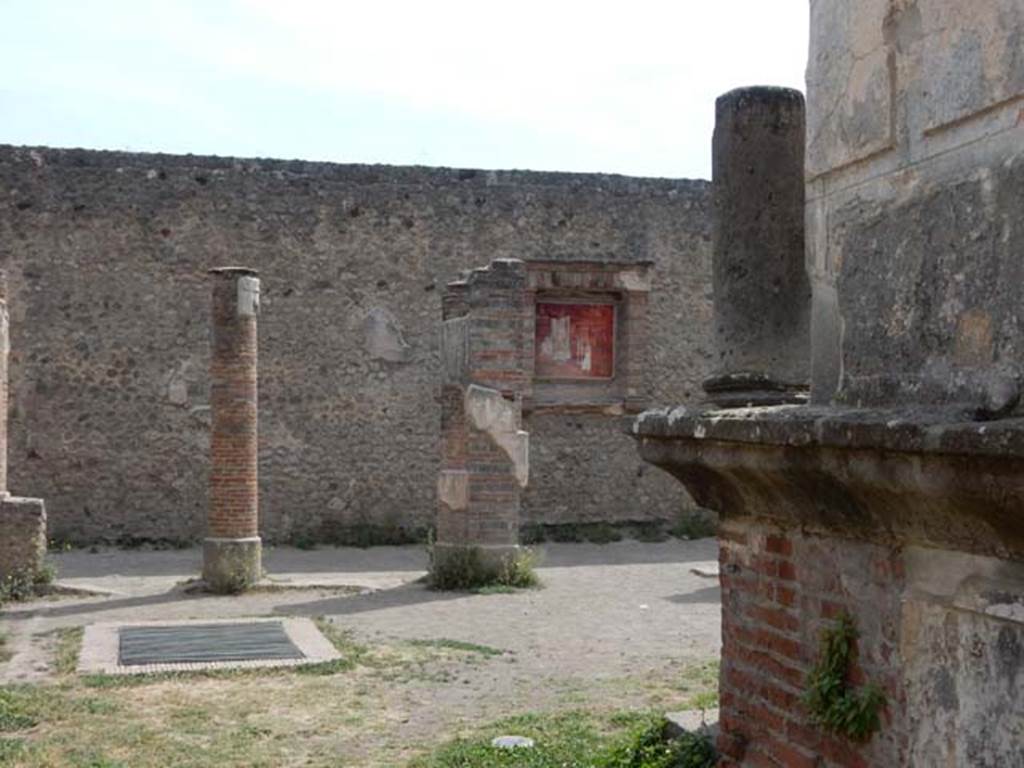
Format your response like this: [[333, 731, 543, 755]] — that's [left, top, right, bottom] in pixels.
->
[[436, 260, 530, 579], [635, 405, 1024, 767], [705, 86, 810, 407], [0, 496, 47, 583], [205, 267, 262, 592], [0, 272, 47, 584]]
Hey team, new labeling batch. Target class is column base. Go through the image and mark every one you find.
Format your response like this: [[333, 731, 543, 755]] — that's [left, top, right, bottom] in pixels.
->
[[203, 536, 262, 594], [702, 372, 809, 408]]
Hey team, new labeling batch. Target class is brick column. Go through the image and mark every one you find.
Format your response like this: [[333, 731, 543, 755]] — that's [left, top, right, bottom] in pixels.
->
[[0, 271, 47, 583], [204, 267, 262, 592], [704, 86, 810, 407], [437, 260, 529, 577]]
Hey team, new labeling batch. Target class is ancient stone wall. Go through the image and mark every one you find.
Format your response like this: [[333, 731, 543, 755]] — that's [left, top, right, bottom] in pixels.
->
[[0, 145, 712, 544]]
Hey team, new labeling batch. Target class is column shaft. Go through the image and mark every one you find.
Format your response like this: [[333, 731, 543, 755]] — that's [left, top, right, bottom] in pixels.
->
[[204, 267, 261, 592], [705, 86, 810, 407]]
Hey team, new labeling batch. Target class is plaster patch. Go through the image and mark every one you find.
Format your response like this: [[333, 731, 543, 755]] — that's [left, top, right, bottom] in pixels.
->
[[441, 316, 469, 384], [363, 307, 410, 363], [237, 276, 260, 317], [165, 359, 194, 406], [464, 385, 529, 488], [617, 269, 651, 292], [437, 470, 469, 511]]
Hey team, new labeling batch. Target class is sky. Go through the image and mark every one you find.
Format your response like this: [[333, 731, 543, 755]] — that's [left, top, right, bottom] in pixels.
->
[[0, 1, 808, 180]]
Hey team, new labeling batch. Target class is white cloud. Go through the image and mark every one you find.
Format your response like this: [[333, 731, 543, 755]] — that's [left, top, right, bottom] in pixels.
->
[[0, 0, 808, 177]]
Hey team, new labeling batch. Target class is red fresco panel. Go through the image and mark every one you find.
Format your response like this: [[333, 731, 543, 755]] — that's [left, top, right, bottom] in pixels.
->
[[534, 302, 615, 379]]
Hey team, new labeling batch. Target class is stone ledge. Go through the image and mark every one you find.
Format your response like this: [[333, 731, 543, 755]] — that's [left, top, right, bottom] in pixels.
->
[[633, 403, 1024, 459], [633, 405, 1024, 559]]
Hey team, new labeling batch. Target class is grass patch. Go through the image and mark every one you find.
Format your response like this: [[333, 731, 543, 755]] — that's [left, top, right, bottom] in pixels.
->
[[583, 523, 624, 545], [546, 525, 584, 543], [520, 516, 719, 546], [313, 617, 371, 664], [54, 628, 84, 677], [472, 584, 520, 595], [0, 626, 538, 766], [288, 533, 318, 551], [316, 522, 429, 549], [409, 709, 716, 768], [0, 562, 57, 607], [407, 639, 506, 657], [670, 659, 720, 712], [0, 737, 27, 761], [685, 691, 718, 713], [633, 522, 671, 543], [428, 547, 540, 592], [0, 687, 40, 731], [668, 511, 717, 541], [0, 637, 720, 767], [678, 660, 719, 693]]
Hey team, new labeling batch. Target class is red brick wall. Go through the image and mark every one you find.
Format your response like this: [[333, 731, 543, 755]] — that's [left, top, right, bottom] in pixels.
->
[[717, 519, 908, 767]]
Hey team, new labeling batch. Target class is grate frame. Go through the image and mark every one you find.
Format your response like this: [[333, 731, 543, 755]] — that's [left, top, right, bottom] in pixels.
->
[[78, 617, 342, 675]]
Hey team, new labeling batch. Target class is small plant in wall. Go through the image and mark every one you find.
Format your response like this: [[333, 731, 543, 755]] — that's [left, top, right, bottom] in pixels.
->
[[803, 612, 885, 742]]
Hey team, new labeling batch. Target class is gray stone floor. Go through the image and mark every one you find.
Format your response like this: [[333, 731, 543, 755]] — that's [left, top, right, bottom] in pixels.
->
[[1, 539, 722, 684]]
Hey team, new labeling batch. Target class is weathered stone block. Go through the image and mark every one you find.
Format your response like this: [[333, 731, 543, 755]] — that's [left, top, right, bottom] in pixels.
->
[[917, 0, 1024, 132], [806, 0, 893, 177], [0, 496, 47, 582], [202, 536, 262, 594], [833, 155, 1024, 409]]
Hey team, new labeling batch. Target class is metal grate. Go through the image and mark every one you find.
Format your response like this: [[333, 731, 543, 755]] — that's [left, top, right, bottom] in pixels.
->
[[118, 622, 304, 666]]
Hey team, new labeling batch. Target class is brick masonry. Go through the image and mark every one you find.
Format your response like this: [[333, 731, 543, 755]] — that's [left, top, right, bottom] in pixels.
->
[[208, 268, 260, 540], [204, 268, 262, 590], [0, 145, 713, 545], [438, 260, 529, 560], [717, 519, 907, 767]]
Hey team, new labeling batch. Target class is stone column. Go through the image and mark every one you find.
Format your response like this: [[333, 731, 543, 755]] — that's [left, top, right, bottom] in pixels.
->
[[703, 86, 810, 407], [0, 271, 47, 583], [204, 267, 262, 592]]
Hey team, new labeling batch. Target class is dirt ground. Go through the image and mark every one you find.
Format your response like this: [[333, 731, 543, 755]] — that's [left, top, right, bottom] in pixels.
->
[[0, 539, 722, 766]]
